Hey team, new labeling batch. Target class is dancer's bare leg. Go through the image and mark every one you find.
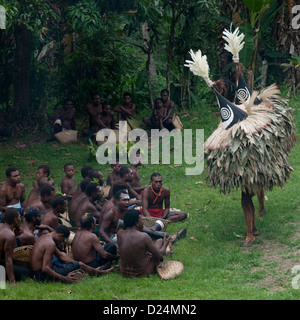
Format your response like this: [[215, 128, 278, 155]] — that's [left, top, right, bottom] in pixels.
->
[[241, 190, 257, 247], [256, 188, 266, 217]]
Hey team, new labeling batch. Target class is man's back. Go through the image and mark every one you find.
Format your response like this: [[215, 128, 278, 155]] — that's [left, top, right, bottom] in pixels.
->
[[71, 230, 96, 263], [68, 192, 87, 221], [30, 234, 55, 271], [118, 228, 151, 269]]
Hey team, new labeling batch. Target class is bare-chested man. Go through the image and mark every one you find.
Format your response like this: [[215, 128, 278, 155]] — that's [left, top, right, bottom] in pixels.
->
[[72, 214, 118, 268], [114, 92, 136, 121], [106, 161, 122, 187], [113, 166, 141, 202], [98, 190, 130, 243], [89, 168, 105, 187], [16, 207, 52, 247], [160, 89, 175, 130], [33, 164, 55, 189], [141, 172, 187, 222], [0, 208, 21, 286], [31, 225, 111, 283], [68, 177, 91, 224], [0, 208, 31, 285], [87, 93, 103, 132], [74, 182, 104, 227], [117, 209, 170, 277], [96, 102, 116, 130], [41, 194, 67, 231], [27, 177, 53, 209], [129, 152, 144, 194], [25, 184, 55, 211], [0, 167, 25, 221]]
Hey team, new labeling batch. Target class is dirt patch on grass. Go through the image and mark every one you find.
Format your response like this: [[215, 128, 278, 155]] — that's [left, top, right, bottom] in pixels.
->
[[245, 238, 300, 291]]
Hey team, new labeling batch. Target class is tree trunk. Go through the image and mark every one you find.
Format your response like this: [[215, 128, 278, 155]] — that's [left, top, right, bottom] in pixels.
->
[[142, 22, 155, 109], [12, 24, 32, 123]]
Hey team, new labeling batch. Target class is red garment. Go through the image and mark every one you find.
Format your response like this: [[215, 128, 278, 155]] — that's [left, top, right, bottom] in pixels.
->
[[140, 208, 164, 218]]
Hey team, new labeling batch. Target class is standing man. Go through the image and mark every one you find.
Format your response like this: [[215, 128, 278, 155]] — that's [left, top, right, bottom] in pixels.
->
[[141, 172, 187, 222], [117, 209, 170, 277], [0, 167, 25, 221], [160, 89, 175, 130]]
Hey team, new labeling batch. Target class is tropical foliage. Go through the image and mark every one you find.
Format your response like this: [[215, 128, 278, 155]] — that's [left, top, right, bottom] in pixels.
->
[[0, 0, 299, 132]]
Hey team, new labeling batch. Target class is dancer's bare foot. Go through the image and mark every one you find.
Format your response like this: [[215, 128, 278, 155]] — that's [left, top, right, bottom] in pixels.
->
[[256, 208, 266, 217], [242, 236, 255, 247]]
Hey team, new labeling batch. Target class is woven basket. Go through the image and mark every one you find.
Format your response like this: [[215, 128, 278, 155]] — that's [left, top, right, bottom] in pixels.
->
[[55, 130, 78, 143], [13, 245, 33, 267], [156, 260, 184, 280], [141, 216, 170, 232]]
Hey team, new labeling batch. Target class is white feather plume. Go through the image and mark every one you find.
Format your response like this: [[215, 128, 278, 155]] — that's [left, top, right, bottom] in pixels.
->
[[184, 49, 213, 87], [222, 26, 245, 63]]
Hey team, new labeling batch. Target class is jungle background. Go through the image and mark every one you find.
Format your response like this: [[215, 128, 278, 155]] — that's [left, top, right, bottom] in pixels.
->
[[0, 0, 299, 135], [1, 0, 300, 301]]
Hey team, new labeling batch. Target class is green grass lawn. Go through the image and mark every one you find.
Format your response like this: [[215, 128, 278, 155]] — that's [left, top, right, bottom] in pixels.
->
[[1, 94, 300, 300]]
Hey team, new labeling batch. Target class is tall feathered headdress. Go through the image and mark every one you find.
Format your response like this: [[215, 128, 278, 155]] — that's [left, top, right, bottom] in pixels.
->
[[184, 49, 248, 130], [222, 25, 261, 109]]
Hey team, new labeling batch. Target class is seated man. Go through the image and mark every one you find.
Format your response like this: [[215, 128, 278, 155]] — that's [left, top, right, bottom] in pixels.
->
[[74, 182, 104, 227], [86, 93, 103, 134], [33, 164, 54, 189], [160, 89, 175, 130], [0, 208, 31, 285], [68, 178, 92, 224], [41, 194, 67, 231], [96, 102, 116, 130], [25, 184, 55, 211], [141, 172, 187, 222], [49, 99, 76, 140], [142, 98, 166, 130], [129, 152, 144, 194], [0, 167, 26, 221], [114, 92, 136, 122], [98, 190, 130, 243], [117, 209, 170, 277], [110, 166, 141, 202], [72, 213, 118, 268], [31, 225, 112, 283], [106, 161, 122, 187], [16, 207, 52, 246]]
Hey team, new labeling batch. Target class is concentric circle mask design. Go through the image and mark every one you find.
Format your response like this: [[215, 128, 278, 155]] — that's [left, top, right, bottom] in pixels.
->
[[220, 106, 232, 120], [236, 87, 250, 101]]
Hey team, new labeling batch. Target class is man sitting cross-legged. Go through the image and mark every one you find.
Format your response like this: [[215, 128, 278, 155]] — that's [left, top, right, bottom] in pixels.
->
[[141, 172, 187, 222]]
